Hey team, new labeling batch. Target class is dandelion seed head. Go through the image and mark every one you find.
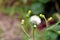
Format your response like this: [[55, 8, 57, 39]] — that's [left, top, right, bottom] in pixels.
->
[[30, 15, 41, 25]]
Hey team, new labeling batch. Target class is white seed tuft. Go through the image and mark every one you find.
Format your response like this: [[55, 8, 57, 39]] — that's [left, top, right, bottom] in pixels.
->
[[30, 15, 41, 25]]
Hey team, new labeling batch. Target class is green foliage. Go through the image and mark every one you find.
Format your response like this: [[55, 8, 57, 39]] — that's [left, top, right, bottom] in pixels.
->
[[40, 21, 60, 40], [46, 21, 60, 30], [15, 6, 21, 12], [42, 30, 57, 40], [23, 33, 29, 40], [24, 5, 30, 12], [34, 29, 41, 40], [30, 3, 44, 15], [5, 7, 15, 17], [38, 0, 50, 3]]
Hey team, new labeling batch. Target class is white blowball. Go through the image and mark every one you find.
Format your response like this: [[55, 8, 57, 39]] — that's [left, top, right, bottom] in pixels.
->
[[30, 15, 41, 25]]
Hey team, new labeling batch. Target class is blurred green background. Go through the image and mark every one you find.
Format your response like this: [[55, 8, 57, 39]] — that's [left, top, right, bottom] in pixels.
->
[[0, 0, 60, 40]]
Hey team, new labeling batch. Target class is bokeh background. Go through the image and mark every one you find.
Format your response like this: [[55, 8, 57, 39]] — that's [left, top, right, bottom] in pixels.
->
[[0, 0, 60, 40]]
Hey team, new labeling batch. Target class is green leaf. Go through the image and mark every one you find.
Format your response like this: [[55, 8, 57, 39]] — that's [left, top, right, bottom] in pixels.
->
[[30, 3, 44, 15], [46, 21, 60, 30], [42, 21, 60, 40], [24, 5, 30, 12], [42, 30, 57, 40]]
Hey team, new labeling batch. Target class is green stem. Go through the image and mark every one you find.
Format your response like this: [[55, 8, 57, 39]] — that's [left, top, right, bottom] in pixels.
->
[[44, 17, 49, 28], [21, 25, 30, 38], [32, 27, 35, 40], [49, 30, 60, 35]]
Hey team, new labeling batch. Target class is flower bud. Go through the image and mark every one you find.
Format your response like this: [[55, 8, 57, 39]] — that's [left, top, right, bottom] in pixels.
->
[[26, 10, 31, 18], [48, 17, 53, 21], [40, 14, 45, 18], [28, 10, 31, 14], [21, 19, 25, 25]]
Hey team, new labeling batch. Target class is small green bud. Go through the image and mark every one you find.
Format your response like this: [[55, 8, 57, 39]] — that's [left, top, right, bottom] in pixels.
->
[[40, 14, 45, 18], [21, 19, 25, 25], [57, 31, 60, 34]]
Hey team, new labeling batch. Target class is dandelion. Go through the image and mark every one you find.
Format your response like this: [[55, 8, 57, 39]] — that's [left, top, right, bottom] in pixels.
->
[[30, 15, 41, 25], [30, 15, 41, 40]]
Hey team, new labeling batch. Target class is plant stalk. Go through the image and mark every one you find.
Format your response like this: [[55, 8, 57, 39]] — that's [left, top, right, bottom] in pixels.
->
[[21, 25, 30, 38], [44, 17, 49, 28], [32, 27, 35, 40]]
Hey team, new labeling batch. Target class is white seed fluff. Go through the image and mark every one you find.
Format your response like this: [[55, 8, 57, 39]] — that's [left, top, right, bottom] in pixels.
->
[[30, 15, 41, 25]]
